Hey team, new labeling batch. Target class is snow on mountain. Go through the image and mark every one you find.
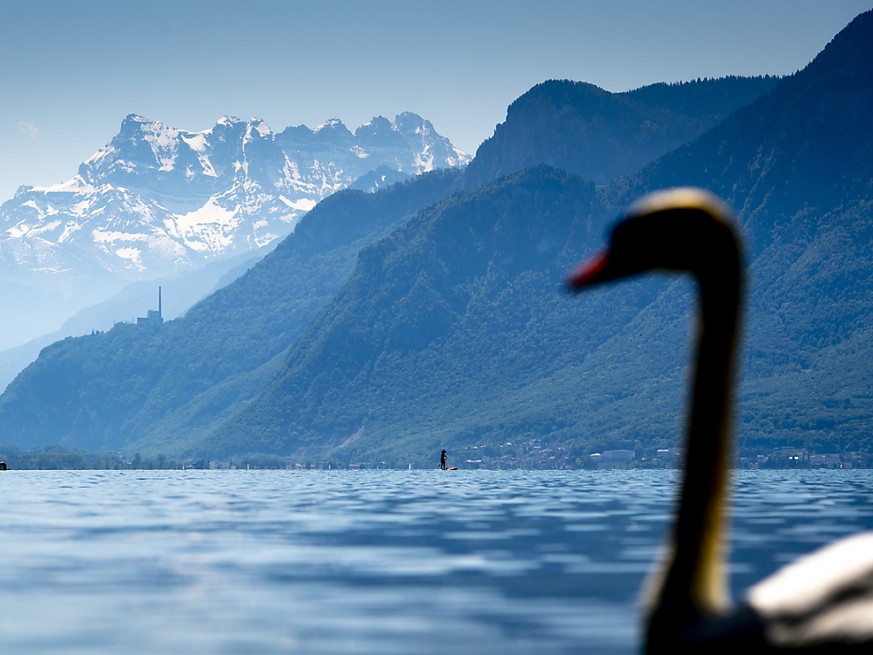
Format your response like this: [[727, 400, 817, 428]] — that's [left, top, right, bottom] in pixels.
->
[[0, 113, 470, 281]]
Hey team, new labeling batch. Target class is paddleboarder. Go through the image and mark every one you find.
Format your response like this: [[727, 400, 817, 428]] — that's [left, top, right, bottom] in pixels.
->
[[439, 449, 447, 470]]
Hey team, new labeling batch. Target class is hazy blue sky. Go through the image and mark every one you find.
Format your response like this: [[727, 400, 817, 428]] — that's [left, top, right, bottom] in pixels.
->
[[1, 1, 871, 201]]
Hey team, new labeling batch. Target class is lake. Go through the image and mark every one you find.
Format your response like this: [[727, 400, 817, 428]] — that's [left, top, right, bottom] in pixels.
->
[[1, 469, 871, 654]]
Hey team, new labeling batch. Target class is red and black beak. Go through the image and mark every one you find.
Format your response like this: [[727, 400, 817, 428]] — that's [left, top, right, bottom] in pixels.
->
[[565, 251, 612, 291]]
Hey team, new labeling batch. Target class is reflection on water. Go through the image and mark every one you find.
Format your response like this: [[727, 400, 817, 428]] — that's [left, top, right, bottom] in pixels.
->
[[1, 469, 871, 654]]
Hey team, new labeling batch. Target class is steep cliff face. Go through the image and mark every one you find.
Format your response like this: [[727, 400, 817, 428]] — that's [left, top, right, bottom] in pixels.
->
[[465, 76, 779, 186]]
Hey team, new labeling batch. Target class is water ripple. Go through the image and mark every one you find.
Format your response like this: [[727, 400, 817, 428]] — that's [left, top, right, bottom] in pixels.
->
[[1, 469, 871, 654]]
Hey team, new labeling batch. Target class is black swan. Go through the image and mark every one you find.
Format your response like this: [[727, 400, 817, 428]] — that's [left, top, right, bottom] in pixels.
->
[[565, 188, 873, 652]]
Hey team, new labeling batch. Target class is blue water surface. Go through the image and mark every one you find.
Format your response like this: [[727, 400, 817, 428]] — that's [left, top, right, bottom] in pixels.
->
[[1, 469, 871, 654]]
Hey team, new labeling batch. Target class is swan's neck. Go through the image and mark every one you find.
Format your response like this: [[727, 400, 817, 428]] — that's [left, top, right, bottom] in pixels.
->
[[648, 271, 742, 624]]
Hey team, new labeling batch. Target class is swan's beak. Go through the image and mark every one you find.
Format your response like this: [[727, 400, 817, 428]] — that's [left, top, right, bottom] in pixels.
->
[[565, 251, 611, 291]]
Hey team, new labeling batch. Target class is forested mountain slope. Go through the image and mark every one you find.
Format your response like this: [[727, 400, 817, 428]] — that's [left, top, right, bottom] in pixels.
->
[[1, 12, 870, 465], [0, 170, 464, 451], [201, 11, 873, 464]]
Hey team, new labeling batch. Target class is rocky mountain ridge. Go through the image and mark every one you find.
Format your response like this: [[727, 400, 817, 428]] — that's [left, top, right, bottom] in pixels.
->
[[2, 112, 469, 278], [0, 112, 469, 349]]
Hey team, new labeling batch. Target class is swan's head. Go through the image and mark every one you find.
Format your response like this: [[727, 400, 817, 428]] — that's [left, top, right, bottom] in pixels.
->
[[566, 188, 739, 291]]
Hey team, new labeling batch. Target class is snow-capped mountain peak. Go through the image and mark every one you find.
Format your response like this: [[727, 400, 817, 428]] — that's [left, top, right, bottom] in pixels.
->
[[314, 117, 348, 132], [243, 118, 273, 143], [1, 112, 471, 288]]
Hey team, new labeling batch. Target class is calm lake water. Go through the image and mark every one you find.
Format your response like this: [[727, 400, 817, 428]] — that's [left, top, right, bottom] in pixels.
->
[[2, 469, 872, 654]]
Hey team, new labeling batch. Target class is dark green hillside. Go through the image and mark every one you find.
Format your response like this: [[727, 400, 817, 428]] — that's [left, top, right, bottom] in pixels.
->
[[205, 11, 873, 464], [628, 10, 873, 454], [465, 76, 778, 186], [207, 166, 692, 462], [0, 169, 463, 452], [197, 162, 678, 465]]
